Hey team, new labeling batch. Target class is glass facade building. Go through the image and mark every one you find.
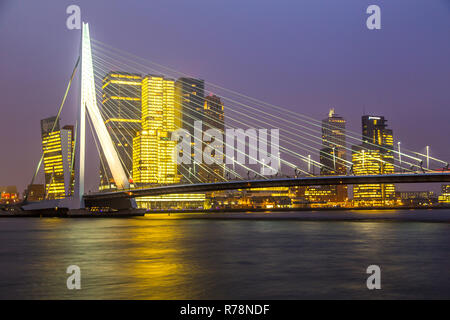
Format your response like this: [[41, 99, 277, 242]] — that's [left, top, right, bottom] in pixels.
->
[[100, 72, 142, 190], [133, 75, 178, 184], [320, 109, 346, 175], [199, 95, 225, 183], [174, 77, 205, 182], [318, 109, 347, 202], [132, 75, 205, 209]]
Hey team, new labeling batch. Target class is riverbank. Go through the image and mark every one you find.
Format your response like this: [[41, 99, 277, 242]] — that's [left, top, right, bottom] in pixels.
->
[[2, 206, 450, 222], [0, 208, 146, 218], [143, 209, 450, 222], [148, 205, 450, 214]]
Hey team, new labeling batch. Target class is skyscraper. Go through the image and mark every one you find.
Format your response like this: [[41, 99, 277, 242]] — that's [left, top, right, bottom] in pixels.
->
[[133, 75, 206, 209], [320, 109, 346, 175], [175, 77, 205, 182], [361, 115, 394, 147], [199, 94, 225, 182], [352, 115, 395, 206], [40, 117, 74, 199], [133, 75, 178, 184], [318, 109, 347, 202], [100, 72, 142, 190]]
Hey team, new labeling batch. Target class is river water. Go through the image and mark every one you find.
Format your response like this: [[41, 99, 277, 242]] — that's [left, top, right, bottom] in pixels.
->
[[0, 209, 449, 299]]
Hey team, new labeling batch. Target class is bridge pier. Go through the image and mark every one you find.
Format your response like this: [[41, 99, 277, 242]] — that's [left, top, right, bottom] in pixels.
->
[[20, 195, 140, 217], [83, 196, 137, 211]]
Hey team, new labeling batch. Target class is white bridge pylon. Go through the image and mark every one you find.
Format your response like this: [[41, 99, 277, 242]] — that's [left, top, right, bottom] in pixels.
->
[[76, 22, 129, 205]]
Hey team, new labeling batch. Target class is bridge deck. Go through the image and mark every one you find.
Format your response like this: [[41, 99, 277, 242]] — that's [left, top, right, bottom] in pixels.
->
[[84, 172, 450, 201]]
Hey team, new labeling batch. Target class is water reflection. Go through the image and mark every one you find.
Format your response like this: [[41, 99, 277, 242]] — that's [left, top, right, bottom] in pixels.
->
[[0, 211, 449, 299]]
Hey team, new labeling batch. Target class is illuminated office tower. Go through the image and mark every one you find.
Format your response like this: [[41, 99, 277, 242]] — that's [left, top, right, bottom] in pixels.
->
[[362, 115, 394, 147], [100, 72, 142, 190], [133, 76, 206, 209], [198, 95, 225, 182], [438, 184, 450, 203], [203, 95, 225, 132], [175, 77, 205, 182], [133, 75, 178, 184], [318, 109, 347, 202], [352, 115, 395, 206], [41, 117, 74, 199], [320, 109, 346, 175]]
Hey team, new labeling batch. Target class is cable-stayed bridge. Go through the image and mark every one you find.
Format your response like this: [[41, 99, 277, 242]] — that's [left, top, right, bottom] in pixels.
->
[[21, 23, 450, 213]]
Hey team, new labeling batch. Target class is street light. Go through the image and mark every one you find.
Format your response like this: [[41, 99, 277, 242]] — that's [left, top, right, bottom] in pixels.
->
[[308, 154, 311, 173], [332, 146, 336, 172]]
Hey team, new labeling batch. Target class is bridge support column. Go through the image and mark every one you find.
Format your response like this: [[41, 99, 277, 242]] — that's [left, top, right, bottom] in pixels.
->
[[73, 22, 131, 209]]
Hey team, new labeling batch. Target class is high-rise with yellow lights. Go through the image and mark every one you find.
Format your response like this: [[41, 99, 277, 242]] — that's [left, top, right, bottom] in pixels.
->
[[352, 115, 395, 206], [40, 117, 74, 199], [100, 72, 142, 190], [317, 109, 348, 203], [438, 184, 450, 204], [132, 75, 205, 209], [133, 75, 178, 184]]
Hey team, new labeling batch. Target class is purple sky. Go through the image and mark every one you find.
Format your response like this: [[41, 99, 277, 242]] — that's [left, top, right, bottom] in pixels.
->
[[0, 0, 449, 193]]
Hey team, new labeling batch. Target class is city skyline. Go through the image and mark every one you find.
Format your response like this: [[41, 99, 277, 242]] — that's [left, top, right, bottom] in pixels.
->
[[0, 0, 449, 194], [17, 102, 449, 197], [28, 95, 450, 208]]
